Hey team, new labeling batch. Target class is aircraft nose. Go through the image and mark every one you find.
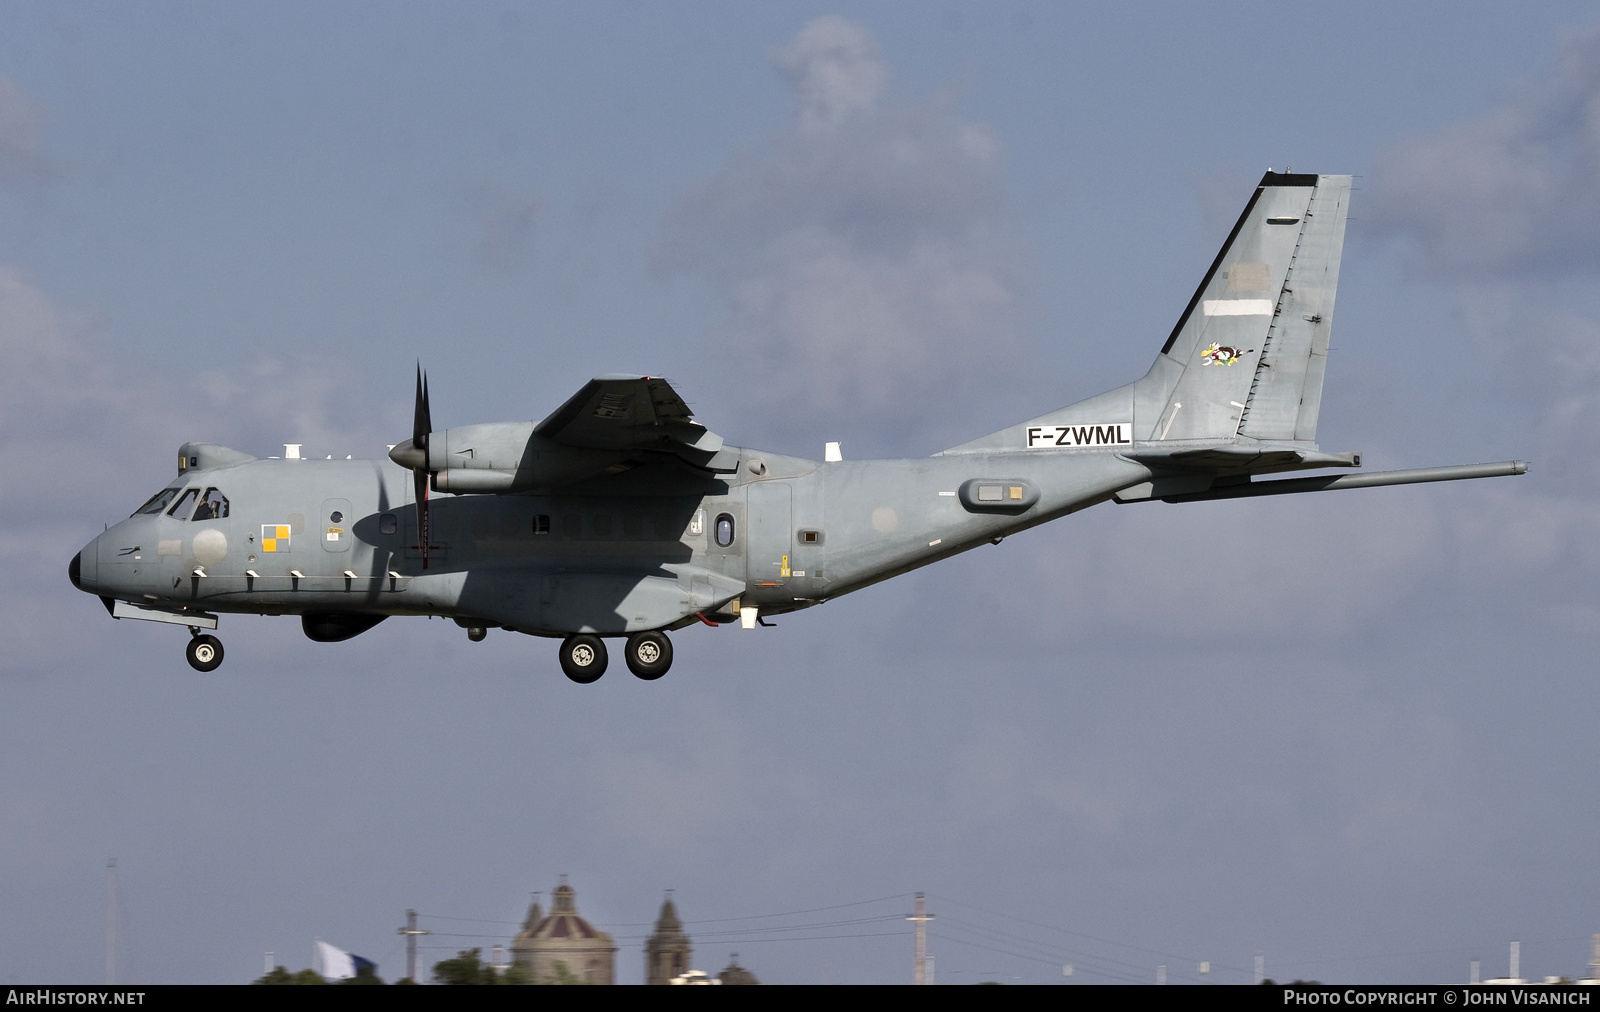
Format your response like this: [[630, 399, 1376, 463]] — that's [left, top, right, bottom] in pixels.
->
[[69, 537, 101, 593]]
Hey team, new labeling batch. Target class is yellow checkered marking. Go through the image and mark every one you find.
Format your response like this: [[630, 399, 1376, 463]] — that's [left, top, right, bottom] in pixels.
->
[[261, 524, 290, 552]]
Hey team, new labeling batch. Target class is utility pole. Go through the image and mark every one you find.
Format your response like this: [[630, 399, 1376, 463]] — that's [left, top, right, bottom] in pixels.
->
[[907, 893, 933, 985], [397, 909, 430, 982], [105, 859, 118, 986]]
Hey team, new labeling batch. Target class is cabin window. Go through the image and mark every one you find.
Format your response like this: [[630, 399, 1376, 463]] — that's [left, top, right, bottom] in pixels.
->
[[715, 513, 735, 548], [532, 514, 550, 535], [561, 514, 582, 539], [192, 488, 230, 521], [133, 487, 180, 517], [379, 513, 398, 536], [799, 529, 823, 545], [167, 488, 200, 519]]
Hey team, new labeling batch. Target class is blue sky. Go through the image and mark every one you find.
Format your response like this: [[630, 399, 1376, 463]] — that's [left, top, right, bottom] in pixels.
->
[[4, 1, 1600, 984]]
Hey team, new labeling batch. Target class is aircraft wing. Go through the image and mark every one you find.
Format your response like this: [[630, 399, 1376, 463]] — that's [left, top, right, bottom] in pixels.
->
[[534, 375, 736, 471]]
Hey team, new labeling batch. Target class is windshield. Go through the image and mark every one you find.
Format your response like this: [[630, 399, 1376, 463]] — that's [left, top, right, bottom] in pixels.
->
[[193, 488, 229, 521], [132, 487, 181, 517], [167, 488, 200, 519]]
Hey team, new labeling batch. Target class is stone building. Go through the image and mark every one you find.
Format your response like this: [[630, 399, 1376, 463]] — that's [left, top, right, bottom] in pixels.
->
[[510, 877, 616, 985], [644, 892, 692, 985], [718, 955, 759, 985]]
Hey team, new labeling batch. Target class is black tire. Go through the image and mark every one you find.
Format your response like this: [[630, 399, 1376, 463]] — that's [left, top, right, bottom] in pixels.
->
[[467, 626, 488, 642], [624, 631, 672, 680], [559, 634, 608, 683], [186, 634, 224, 672]]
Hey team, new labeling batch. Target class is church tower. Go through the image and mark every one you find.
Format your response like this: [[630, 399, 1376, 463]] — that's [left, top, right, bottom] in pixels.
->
[[644, 891, 692, 984]]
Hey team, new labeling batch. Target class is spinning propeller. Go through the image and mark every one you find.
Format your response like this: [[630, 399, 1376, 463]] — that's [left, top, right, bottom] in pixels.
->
[[388, 366, 435, 568]]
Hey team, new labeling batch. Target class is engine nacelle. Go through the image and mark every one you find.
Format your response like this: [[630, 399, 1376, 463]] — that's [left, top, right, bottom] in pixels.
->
[[391, 421, 638, 492]]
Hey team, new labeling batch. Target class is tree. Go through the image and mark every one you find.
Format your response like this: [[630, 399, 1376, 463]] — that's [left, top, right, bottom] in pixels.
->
[[433, 949, 497, 985], [253, 966, 327, 985], [541, 960, 586, 985], [432, 947, 539, 985], [338, 964, 386, 985]]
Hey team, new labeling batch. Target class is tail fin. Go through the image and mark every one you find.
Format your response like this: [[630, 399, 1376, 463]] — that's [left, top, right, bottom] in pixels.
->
[[939, 172, 1350, 456], [1142, 171, 1351, 443]]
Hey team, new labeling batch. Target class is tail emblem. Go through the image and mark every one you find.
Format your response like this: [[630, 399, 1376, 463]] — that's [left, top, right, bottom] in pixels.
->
[[1201, 343, 1251, 366]]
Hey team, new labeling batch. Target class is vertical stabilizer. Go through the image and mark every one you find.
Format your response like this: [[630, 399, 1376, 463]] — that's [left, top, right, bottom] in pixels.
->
[[1143, 172, 1350, 443], [939, 172, 1351, 456]]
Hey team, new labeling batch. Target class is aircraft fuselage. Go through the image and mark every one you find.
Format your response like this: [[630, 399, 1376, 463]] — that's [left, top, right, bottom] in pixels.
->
[[72, 446, 1152, 637]]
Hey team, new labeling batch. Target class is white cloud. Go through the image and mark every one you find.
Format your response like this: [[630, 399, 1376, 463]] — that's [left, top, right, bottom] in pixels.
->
[[1374, 30, 1600, 275], [662, 17, 1029, 454], [771, 15, 888, 135], [0, 266, 400, 669], [0, 74, 59, 189]]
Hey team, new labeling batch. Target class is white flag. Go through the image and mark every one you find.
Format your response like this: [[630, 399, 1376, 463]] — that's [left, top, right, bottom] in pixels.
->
[[316, 939, 375, 980]]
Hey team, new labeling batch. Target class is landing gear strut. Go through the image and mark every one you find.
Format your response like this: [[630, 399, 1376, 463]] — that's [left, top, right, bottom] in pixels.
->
[[624, 631, 672, 680], [559, 634, 608, 683], [186, 632, 224, 672]]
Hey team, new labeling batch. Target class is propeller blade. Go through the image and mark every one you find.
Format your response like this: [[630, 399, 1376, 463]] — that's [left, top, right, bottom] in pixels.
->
[[411, 364, 433, 569], [413, 365, 432, 450]]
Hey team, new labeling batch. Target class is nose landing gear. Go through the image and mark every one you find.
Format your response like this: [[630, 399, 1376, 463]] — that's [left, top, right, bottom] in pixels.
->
[[186, 631, 224, 672]]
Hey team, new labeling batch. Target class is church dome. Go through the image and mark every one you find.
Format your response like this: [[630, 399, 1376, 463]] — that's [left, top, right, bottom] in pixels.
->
[[511, 877, 616, 985]]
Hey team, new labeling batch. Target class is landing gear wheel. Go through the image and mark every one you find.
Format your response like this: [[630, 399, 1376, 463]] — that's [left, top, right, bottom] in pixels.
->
[[186, 634, 224, 672], [624, 631, 672, 680], [559, 634, 608, 683], [467, 625, 487, 642]]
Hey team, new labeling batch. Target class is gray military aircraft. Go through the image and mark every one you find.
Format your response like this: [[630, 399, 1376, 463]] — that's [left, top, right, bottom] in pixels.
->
[[68, 171, 1526, 680]]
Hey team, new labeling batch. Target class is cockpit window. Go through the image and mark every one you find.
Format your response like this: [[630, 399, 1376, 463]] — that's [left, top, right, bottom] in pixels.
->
[[192, 488, 229, 521], [132, 487, 181, 517], [166, 488, 200, 519]]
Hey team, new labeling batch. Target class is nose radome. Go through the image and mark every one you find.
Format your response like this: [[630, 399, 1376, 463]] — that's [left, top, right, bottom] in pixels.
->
[[69, 551, 81, 589]]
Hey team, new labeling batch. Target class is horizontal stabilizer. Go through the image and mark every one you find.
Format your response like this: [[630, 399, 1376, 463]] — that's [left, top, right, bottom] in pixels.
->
[[1123, 444, 1359, 473], [1115, 460, 1528, 504]]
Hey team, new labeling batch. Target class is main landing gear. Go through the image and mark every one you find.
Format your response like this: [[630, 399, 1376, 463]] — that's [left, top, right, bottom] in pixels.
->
[[558, 631, 674, 683], [186, 631, 224, 672], [623, 631, 672, 680]]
